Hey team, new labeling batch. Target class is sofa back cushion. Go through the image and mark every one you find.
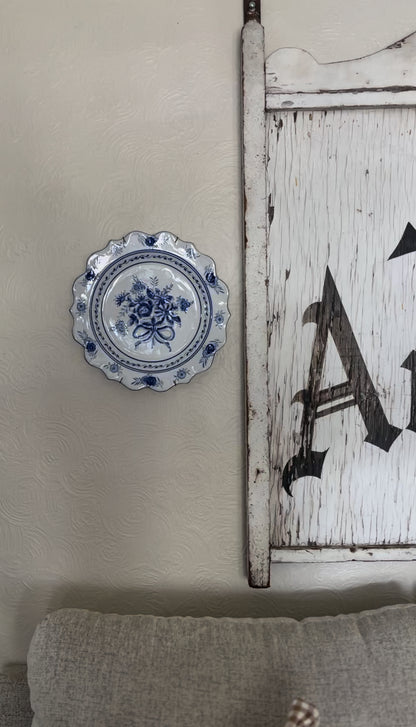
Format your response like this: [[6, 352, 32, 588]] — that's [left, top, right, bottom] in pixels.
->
[[27, 604, 416, 727]]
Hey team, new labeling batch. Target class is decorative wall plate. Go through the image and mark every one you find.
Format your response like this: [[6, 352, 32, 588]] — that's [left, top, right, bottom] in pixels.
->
[[70, 231, 229, 391]]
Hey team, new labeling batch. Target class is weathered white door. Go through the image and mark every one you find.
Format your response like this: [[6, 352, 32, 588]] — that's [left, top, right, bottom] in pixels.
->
[[243, 3, 416, 586]]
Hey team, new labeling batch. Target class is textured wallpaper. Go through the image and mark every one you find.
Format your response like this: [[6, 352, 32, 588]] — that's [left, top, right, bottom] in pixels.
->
[[1, 0, 416, 668]]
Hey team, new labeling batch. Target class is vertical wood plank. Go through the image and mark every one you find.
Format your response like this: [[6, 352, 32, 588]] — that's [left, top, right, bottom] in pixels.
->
[[242, 18, 270, 587]]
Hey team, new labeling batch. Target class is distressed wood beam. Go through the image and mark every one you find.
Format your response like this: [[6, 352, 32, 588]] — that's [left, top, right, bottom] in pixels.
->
[[242, 15, 270, 587]]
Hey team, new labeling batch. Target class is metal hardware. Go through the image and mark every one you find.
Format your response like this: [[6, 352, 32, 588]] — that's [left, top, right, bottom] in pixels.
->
[[244, 0, 261, 23]]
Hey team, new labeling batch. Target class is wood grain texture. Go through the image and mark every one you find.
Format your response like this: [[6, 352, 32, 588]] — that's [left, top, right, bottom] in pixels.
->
[[266, 31, 416, 110], [268, 107, 416, 550], [242, 19, 270, 587], [271, 547, 416, 563]]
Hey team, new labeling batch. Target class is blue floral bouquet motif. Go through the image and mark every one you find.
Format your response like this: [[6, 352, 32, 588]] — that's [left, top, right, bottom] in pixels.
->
[[114, 276, 193, 352]]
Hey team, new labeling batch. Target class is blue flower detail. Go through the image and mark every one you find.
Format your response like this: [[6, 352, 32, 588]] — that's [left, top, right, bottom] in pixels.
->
[[204, 266, 225, 294], [132, 375, 162, 388], [185, 246, 199, 260], [86, 341, 96, 354], [178, 297, 192, 312], [77, 300, 87, 313], [115, 292, 128, 306], [143, 375, 157, 387], [113, 320, 127, 335], [77, 331, 98, 358], [174, 367, 190, 383], [85, 269, 95, 281], [105, 363, 120, 374], [199, 340, 220, 367], [114, 277, 193, 352], [144, 236, 157, 247], [131, 277, 146, 293], [136, 300, 153, 318], [214, 310, 225, 327]]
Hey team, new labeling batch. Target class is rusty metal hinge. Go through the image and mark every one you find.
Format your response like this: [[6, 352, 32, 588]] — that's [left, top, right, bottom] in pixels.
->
[[244, 0, 261, 23]]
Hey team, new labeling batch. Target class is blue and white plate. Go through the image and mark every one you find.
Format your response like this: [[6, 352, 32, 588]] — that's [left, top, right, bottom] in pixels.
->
[[70, 231, 230, 391]]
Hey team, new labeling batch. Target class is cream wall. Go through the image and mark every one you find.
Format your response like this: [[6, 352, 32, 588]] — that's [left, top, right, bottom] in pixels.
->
[[1, 0, 416, 667]]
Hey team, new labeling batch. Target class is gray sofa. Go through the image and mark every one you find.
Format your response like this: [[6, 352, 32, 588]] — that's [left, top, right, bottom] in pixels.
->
[[1, 603, 416, 726]]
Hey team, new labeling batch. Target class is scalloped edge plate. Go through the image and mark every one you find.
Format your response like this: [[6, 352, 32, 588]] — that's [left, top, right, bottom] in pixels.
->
[[70, 231, 230, 391]]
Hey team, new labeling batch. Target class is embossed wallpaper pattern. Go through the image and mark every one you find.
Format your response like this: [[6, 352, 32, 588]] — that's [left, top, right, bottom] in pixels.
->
[[1, 0, 416, 667]]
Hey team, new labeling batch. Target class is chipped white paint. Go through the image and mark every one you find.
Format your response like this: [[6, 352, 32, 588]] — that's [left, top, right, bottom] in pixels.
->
[[268, 103, 416, 557], [266, 89, 416, 112], [245, 29, 416, 573], [271, 547, 416, 564], [242, 18, 270, 587], [266, 31, 416, 110]]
